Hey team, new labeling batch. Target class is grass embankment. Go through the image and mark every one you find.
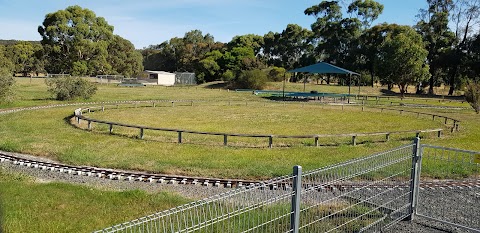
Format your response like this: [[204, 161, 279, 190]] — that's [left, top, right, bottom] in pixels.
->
[[0, 168, 189, 233]]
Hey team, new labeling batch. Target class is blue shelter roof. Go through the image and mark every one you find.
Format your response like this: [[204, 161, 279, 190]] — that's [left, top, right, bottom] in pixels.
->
[[288, 62, 359, 75]]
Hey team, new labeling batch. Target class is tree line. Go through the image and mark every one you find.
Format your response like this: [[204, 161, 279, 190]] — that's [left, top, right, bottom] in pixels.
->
[[0, 6, 144, 78], [143, 0, 480, 96], [1, 1, 480, 97]]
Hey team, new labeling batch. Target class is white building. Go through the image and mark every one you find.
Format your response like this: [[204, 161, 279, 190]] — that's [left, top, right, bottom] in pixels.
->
[[144, 70, 176, 86]]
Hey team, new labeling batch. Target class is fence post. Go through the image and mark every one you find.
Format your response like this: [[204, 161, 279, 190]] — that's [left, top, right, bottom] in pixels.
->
[[290, 165, 302, 233], [178, 131, 182, 143], [139, 128, 144, 139], [407, 137, 422, 221], [224, 135, 228, 146], [268, 136, 273, 148]]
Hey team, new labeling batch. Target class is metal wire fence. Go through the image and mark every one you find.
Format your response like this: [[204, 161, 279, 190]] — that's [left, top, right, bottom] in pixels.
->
[[175, 72, 196, 85], [416, 145, 480, 232], [95, 142, 418, 233], [297, 144, 415, 232], [95, 174, 296, 233]]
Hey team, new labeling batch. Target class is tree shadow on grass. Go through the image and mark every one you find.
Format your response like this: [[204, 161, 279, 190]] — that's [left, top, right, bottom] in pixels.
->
[[202, 81, 229, 90]]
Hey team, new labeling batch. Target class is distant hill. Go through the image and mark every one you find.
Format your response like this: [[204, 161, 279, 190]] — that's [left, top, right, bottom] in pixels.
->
[[0, 39, 41, 46]]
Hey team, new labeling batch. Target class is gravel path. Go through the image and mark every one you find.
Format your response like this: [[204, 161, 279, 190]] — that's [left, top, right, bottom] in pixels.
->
[[0, 162, 229, 200]]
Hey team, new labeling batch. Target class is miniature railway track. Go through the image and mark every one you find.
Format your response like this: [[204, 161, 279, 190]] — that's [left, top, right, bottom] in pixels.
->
[[2, 151, 478, 191], [0, 152, 254, 188]]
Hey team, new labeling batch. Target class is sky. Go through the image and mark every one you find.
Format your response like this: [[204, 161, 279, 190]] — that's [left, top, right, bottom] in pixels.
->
[[0, 0, 426, 49]]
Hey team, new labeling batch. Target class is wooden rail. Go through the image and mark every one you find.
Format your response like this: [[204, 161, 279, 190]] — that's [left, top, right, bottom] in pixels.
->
[[73, 101, 452, 148], [354, 94, 465, 104]]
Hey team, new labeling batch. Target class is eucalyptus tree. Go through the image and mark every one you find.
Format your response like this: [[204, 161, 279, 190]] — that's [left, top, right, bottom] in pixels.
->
[[143, 30, 221, 73], [0, 45, 14, 74], [0, 47, 15, 103], [263, 24, 313, 70], [415, 0, 456, 95], [38, 5, 114, 75], [196, 50, 222, 83], [358, 23, 408, 87], [347, 0, 384, 30], [376, 27, 430, 96], [107, 35, 144, 77], [305, 0, 383, 71], [228, 34, 264, 56], [4, 41, 44, 76]]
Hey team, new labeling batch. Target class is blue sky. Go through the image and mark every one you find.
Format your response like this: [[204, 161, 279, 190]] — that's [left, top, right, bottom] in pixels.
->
[[0, 0, 425, 49]]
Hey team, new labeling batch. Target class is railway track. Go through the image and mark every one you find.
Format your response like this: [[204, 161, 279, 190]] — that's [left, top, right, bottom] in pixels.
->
[[0, 151, 254, 188], [2, 151, 478, 191]]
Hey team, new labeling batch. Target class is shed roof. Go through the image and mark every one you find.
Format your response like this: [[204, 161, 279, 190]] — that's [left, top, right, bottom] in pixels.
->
[[144, 70, 175, 75]]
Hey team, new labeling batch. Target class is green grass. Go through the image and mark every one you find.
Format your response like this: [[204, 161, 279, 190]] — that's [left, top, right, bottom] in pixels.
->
[[0, 168, 189, 233], [85, 104, 442, 135], [0, 104, 447, 179], [0, 78, 478, 232], [0, 78, 477, 180], [0, 78, 256, 109]]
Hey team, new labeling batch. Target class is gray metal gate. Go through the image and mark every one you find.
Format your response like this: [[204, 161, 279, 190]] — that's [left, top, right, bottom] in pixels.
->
[[415, 145, 479, 232]]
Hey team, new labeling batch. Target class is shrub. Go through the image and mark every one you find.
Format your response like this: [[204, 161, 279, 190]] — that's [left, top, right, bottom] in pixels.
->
[[267, 67, 289, 82], [0, 68, 15, 103], [221, 70, 235, 82], [46, 76, 97, 100], [230, 69, 267, 90], [465, 82, 480, 114]]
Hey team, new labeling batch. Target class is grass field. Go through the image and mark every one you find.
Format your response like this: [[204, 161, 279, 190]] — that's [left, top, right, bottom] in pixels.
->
[[84, 104, 442, 135], [0, 78, 478, 232], [0, 168, 189, 233]]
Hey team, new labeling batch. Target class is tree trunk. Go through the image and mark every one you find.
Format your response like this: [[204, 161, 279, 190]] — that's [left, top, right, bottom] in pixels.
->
[[326, 74, 330, 85], [428, 76, 435, 95], [428, 64, 435, 95], [448, 66, 458, 95], [399, 84, 406, 99], [369, 68, 375, 87]]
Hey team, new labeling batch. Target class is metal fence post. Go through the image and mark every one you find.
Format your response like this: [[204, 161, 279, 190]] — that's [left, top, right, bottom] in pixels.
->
[[290, 165, 302, 233], [407, 137, 421, 221]]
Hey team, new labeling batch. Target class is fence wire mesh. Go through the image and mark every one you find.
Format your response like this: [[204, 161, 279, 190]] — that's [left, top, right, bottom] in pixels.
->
[[298, 143, 415, 232], [95, 143, 417, 233], [416, 145, 480, 232], [175, 72, 196, 85], [95, 175, 295, 233]]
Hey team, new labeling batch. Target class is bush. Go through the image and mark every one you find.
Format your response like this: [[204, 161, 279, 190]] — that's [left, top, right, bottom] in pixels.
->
[[465, 82, 480, 114], [0, 68, 15, 103], [230, 69, 268, 90], [46, 77, 97, 100], [267, 67, 289, 82]]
